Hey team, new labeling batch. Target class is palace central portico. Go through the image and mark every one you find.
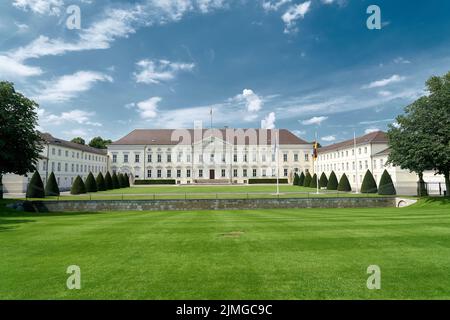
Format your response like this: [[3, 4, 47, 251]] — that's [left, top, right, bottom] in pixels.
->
[[107, 128, 313, 184]]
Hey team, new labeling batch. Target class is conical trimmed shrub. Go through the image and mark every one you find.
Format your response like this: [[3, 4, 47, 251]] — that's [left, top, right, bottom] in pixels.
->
[[85, 172, 98, 193], [319, 172, 328, 188], [309, 173, 318, 188], [71, 176, 86, 195], [327, 171, 338, 190], [26, 171, 45, 198], [124, 173, 130, 187], [338, 173, 352, 192], [303, 172, 312, 187], [104, 172, 113, 190], [361, 170, 378, 193], [96, 172, 106, 191], [378, 170, 396, 195], [111, 172, 120, 189], [45, 172, 60, 196], [298, 172, 305, 186], [293, 173, 299, 186], [118, 173, 127, 188]]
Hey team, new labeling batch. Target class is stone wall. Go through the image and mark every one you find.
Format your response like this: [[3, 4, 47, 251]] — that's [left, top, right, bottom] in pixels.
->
[[12, 197, 397, 213]]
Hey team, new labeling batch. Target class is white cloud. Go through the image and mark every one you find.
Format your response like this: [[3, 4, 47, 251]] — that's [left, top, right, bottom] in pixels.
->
[[378, 90, 392, 97], [321, 135, 336, 142], [362, 74, 406, 89], [136, 97, 161, 119], [134, 59, 195, 84], [393, 57, 411, 64], [292, 130, 306, 137], [262, 0, 291, 12], [364, 128, 380, 134], [281, 1, 311, 34], [13, 0, 64, 16], [321, 0, 334, 3], [235, 89, 263, 113], [301, 116, 328, 125], [39, 109, 101, 127], [34, 71, 113, 103], [0, 55, 43, 78], [261, 112, 276, 129]]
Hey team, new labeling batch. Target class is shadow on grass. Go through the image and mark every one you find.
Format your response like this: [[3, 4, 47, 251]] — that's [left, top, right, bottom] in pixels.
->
[[414, 197, 450, 207]]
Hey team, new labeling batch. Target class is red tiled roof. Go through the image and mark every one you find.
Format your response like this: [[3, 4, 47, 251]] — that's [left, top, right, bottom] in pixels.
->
[[318, 131, 388, 153], [112, 129, 310, 146]]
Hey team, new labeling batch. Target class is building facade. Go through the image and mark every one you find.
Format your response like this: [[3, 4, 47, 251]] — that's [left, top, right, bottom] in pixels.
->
[[317, 131, 446, 195], [3, 133, 109, 193], [107, 129, 313, 184]]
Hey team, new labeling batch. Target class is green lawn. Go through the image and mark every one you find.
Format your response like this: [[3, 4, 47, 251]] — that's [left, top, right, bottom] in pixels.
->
[[1, 198, 449, 299]]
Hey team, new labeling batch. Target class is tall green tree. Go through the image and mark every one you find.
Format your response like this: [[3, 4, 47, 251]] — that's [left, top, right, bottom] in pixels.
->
[[104, 172, 113, 190], [303, 172, 312, 187], [361, 170, 378, 194], [96, 172, 106, 191], [298, 172, 305, 186], [85, 172, 98, 193], [45, 172, 60, 197], [26, 171, 45, 199], [88, 137, 112, 149], [0, 82, 43, 199], [319, 172, 328, 188], [71, 137, 85, 145], [327, 171, 338, 190], [293, 173, 299, 186], [387, 71, 450, 196]]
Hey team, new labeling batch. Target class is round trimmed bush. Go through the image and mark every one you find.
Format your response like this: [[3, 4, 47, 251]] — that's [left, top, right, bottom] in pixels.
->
[[298, 172, 305, 186], [303, 172, 312, 187], [124, 173, 130, 187], [319, 172, 328, 188], [85, 172, 98, 193], [104, 172, 113, 190], [378, 170, 396, 195], [111, 172, 120, 189], [71, 176, 86, 195], [338, 173, 352, 192], [96, 172, 106, 191], [45, 172, 60, 196], [327, 171, 338, 190], [26, 171, 45, 198], [293, 173, 299, 186], [309, 173, 318, 188], [361, 170, 378, 193]]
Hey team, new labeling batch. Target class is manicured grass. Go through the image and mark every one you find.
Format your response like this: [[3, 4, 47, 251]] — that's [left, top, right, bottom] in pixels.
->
[[1, 198, 449, 299]]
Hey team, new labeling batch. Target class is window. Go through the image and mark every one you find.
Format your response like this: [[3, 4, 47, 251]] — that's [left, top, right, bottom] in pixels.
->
[[167, 154, 172, 163], [284, 169, 288, 177], [148, 154, 152, 163], [272, 153, 276, 162], [346, 151, 348, 157], [65, 163, 68, 172], [358, 148, 361, 155], [262, 154, 266, 162], [222, 169, 226, 178], [233, 154, 238, 162], [373, 160, 377, 169], [253, 169, 257, 177], [71, 164, 74, 172], [113, 154, 117, 163], [76, 164, 79, 172], [222, 154, 226, 163], [365, 160, 368, 169], [57, 163, 61, 172], [294, 154, 299, 162], [135, 154, 140, 163], [283, 154, 288, 162], [147, 170, 152, 178], [157, 154, 162, 163], [178, 153, 183, 162], [304, 154, 309, 162], [380, 159, 384, 167], [199, 154, 203, 163], [262, 169, 267, 177], [52, 148, 55, 155], [244, 154, 248, 162], [243, 169, 247, 177], [65, 150, 69, 157], [177, 170, 181, 178], [51, 162, 55, 172], [187, 154, 191, 162], [124, 154, 128, 163], [210, 154, 214, 162], [359, 161, 362, 170], [199, 169, 203, 178], [233, 169, 238, 177], [157, 170, 162, 178], [364, 147, 367, 154], [167, 170, 172, 178], [352, 162, 355, 170], [187, 169, 191, 178]]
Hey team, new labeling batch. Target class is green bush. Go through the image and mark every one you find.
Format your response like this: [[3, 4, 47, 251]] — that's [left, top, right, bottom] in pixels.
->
[[309, 173, 318, 188], [124, 173, 130, 187], [134, 179, 177, 185], [45, 172, 60, 197], [111, 172, 120, 189], [378, 170, 396, 195], [298, 172, 305, 186], [71, 176, 86, 195], [96, 172, 106, 191], [26, 171, 45, 198], [303, 172, 312, 187], [338, 173, 352, 192], [85, 172, 98, 193], [293, 173, 299, 186], [327, 171, 338, 190], [361, 170, 378, 193], [118, 173, 127, 188], [319, 172, 328, 188], [247, 178, 289, 184], [104, 172, 113, 190]]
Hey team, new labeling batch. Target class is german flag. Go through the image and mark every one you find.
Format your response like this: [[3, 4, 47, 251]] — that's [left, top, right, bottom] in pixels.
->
[[313, 141, 318, 160]]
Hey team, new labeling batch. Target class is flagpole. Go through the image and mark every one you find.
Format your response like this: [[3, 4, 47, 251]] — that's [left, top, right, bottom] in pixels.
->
[[210, 108, 213, 129], [354, 131, 359, 194], [276, 130, 280, 195], [316, 132, 319, 194]]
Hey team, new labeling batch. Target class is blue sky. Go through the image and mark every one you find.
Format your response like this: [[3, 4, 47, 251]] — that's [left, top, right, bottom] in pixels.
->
[[1, 0, 449, 144]]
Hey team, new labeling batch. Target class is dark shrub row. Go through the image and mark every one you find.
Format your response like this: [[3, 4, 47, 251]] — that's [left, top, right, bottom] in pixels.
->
[[134, 179, 177, 185], [71, 172, 130, 195], [247, 178, 289, 184]]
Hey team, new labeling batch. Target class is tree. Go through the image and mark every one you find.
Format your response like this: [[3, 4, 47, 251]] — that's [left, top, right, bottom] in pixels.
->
[[298, 172, 305, 186], [387, 71, 450, 197], [89, 136, 112, 149], [309, 173, 318, 188], [111, 172, 120, 189], [124, 173, 130, 187], [378, 170, 396, 195], [45, 172, 60, 197], [361, 170, 378, 193], [319, 172, 328, 188], [71, 176, 86, 195], [85, 172, 98, 193], [327, 171, 338, 190], [0, 82, 43, 200], [293, 173, 300, 186], [104, 172, 113, 190], [118, 173, 127, 188], [96, 172, 106, 191], [71, 137, 85, 145], [26, 171, 45, 198], [303, 172, 312, 187], [338, 173, 352, 192]]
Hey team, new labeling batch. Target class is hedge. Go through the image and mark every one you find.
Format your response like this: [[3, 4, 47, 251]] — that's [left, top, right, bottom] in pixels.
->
[[337, 173, 352, 192], [327, 171, 338, 190], [71, 176, 86, 195], [248, 178, 289, 184], [111, 172, 120, 189], [26, 171, 45, 198], [309, 173, 318, 188], [298, 172, 305, 186], [293, 173, 300, 186], [104, 172, 113, 190], [85, 172, 98, 193], [134, 179, 177, 185], [45, 172, 60, 197], [96, 172, 106, 191], [361, 170, 378, 193], [303, 172, 312, 187], [378, 170, 396, 195], [319, 172, 328, 188]]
